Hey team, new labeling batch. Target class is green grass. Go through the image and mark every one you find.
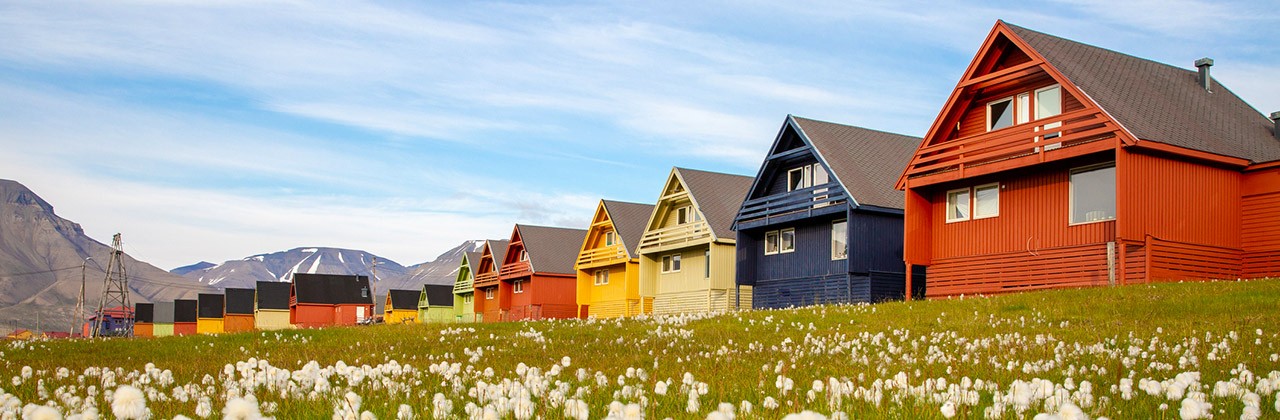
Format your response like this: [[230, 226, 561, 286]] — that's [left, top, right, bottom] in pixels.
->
[[3, 280, 1279, 419]]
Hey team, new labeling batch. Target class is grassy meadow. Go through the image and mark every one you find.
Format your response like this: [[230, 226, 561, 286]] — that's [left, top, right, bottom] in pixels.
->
[[3, 280, 1280, 419]]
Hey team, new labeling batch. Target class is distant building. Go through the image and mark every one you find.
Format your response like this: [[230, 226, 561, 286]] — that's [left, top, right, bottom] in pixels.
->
[[289, 273, 375, 328], [223, 288, 256, 332], [255, 281, 292, 330], [384, 289, 420, 324]]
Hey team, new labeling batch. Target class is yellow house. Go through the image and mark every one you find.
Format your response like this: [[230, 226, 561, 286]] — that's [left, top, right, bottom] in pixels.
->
[[196, 293, 224, 334], [638, 168, 754, 315], [254, 281, 293, 330], [384, 289, 420, 324], [576, 200, 655, 318]]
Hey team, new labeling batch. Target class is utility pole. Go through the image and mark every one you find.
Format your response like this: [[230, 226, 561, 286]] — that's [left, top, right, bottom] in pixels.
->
[[71, 257, 90, 337], [92, 234, 131, 338]]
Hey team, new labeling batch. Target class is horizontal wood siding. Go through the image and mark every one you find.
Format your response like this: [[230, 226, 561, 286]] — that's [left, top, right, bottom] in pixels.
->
[[1242, 167, 1280, 278], [1119, 150, 1241, 248], [927, 243, 1110, 297], [869, 270, 906, 302], [752, 274, 868, 309], [930, 157, 1115, 259], [1148, 239, 1241, 281], [1120, 240, 1147, 285], [254, 310, 291, 330]]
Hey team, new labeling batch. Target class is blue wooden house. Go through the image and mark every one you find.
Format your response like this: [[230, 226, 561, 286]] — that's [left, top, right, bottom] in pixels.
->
[[733, 115, 921, 308]]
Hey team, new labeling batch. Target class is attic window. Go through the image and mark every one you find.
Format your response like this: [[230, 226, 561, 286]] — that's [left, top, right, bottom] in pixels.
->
[[676, 206, 693, 224], [519, 250, 529, 261], [605, 231, 616, 246], [988, 97, 1015, 131], [787, 164, 828, 192]]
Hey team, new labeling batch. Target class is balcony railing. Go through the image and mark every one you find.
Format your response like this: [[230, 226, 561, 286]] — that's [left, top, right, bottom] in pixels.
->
[[904, 108, 1114, 179], [499, 261, 532, 279], [734, 183, 848, 226], [452, 279, 473, 294], [637, 221, 712, 254], [577, 244, 628, 268], [473, 271, 500, 288]]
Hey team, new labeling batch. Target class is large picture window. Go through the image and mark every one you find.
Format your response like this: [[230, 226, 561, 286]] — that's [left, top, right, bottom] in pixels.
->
[[1070, 164, 1116, 224], [831, 220, 848, 260]]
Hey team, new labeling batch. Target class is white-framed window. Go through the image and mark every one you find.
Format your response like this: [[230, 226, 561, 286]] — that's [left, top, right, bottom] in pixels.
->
[[831, 220, 848, 260], [704, 249, 711, 278], [594, 269, 609, 285], [676, 206, 692, 224], [604, 231, 616, 246], [1070, 163, 1116, 224], [987, 96, 1016, 131], [787, 166, 808, 191], [485, 289, 494, 300], [946, 188, 971, 222], [519, 250, 529, 261], [974, 183, 1000, 219], [1036, 85, 1064, 141], [361, 287, 368, 298], [786, 163, 829, 192], [764, 231, 780, 255], [513, 280, 524, 294], [661, 254, 682, 273], [779, 228, 796, 253]]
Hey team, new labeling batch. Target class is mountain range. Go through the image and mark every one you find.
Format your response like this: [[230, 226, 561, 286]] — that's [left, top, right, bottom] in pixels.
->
[[0, 179, 218, 334]]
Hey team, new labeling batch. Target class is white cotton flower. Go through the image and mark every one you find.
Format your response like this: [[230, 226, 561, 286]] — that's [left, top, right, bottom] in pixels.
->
[[1242, 405, 1261, 420], [111, 385, 149, 420], [940, 401, 956, 418], [740, 401, 753, 414], [360, 411, 376, 420], [222, 397, 265, 420], [780, 411, 827, 420], [561, 357, 572, 367], [195, 396, 213, 418], [1178, 397, 1210, 420], [21, 366, 33, 379], [174, 416, 193, 420], [654, 381, 668, 396], [28, 405, 62, 420], [763, 397, 779, 410]]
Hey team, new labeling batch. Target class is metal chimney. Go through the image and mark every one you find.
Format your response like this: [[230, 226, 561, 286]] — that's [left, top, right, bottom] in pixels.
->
[[1271, 111, 1280, 140], [1195, 57, 1214, 92]]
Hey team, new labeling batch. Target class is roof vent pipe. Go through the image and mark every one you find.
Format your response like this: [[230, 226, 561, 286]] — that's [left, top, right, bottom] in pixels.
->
[[1271, 111, 1280, 140], [1195, 57, 1214, 92]]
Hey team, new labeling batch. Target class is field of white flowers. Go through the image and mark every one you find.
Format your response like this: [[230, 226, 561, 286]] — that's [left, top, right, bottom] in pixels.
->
[[2, 279, 1279, 419]]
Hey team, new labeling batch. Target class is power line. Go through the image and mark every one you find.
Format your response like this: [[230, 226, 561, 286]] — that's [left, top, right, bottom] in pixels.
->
[[0, 266, 84, 277]]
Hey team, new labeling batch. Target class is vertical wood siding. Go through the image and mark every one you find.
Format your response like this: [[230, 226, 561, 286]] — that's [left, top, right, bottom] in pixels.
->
[[929, 157, 1115, 259], [951, 73, 1084, 140], [223, 315, 255, 332], [254, 310, 291, 330], [196, 319, 224, 334], [1119, 150, 1241, 248], [133, 323, 153, 337]]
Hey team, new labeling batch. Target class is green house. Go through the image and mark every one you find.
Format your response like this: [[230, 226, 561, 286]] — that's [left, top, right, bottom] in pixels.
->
[[451, 250, 481, 322], [417, 284, 455, 323]]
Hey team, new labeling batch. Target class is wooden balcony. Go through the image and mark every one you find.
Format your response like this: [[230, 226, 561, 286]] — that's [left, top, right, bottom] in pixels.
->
[[499, 261, 532, 280], [577, 244, 629, 268], [637, 221, 712, 254], [904, 109, 1116, 186], [473, 271, 500, 288], [734, 183, 848, 229], [452, 279, 473, 294]]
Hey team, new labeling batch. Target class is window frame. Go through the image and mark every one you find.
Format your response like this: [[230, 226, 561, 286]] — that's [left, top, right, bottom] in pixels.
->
[[604, 231, 616, 246], [945, 187, 972, 223], [676, 206, 691, 225], [464, 294, 473, 303], [519, 250, 529, 261], [779, 228, 796, 254], [986, 95, 1016, 132], [704, 249, 711, 278], [972, 183, 1000, 220], [831, 220, 848, 260], [485, 288, 494, 300], [764, 230, 779, 255], [594, 269, 609, 285], [1068, 162, 1117, 226], [661, 254, 682, 273], [513, 280, 524, 294]]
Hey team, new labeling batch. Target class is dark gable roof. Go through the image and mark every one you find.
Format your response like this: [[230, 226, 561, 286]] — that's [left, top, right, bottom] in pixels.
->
[[387, 289, 420, 310], [224, 288, 256, 315], [422, 284, 453, 306], [676, 168, 754, 239], [135, 303, 154, 323], [790, 116, 920, 209], [1006, 23, 1280, 163], [174, 299, 198, 323], [292, 273, 373, 305], [153, 302, 175, 323], [197, 293, 225, 318], [601, 200, 655, 256], [487, 239, 510, 272], [516, 224, 588, 275], [256, 281, 292, 310]]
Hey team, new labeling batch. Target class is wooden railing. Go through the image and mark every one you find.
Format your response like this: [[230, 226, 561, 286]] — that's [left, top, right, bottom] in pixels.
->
[[577, 244, 628, 268], [734, 183, 847, 225], [904, 108, 1114, 178], [637, 221, 712, 253], [499, 261, 532, 279], [473, 271, 500, 288], [452, 278, 473, 294]]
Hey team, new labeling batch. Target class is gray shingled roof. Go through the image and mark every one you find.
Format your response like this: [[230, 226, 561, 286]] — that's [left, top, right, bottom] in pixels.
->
[[1006, 22, 1280, 163], [676, 167, 755, 240], [601, 200, 655, 257], [485, 240, 509, 272], [792, 116, 921, 209], [515, 225, 587, 275]]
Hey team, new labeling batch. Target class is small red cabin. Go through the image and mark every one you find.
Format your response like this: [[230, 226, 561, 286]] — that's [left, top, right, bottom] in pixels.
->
[[290, 273, 374, 328], [479, 225, 586, 322], [898, 21, 1280, 298]]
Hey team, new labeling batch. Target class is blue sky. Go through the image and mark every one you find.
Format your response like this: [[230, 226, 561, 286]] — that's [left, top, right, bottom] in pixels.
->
[[2, 1, 1277, 269]]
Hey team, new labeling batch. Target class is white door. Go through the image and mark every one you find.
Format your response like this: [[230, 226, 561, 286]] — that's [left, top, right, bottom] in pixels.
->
[[356, 306, 365, 321]]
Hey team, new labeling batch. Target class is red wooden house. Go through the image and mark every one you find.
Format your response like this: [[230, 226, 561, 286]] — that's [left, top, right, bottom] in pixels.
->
[[472, 239, 509, 323], [481, 225, 587, 322], [290, 273, 375, 328], [898, 21, 1280, 298]]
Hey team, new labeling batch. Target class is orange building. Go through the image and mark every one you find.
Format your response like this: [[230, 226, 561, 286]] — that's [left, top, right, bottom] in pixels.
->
[[289, 273, 375, 328], [898, 21, 1280, 298], [472, 240, 509, 323], [478, 225, 586, 322]]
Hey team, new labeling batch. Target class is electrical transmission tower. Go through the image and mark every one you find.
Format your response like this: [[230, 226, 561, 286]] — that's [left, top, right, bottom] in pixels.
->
[[92, 233, 131, 337]]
